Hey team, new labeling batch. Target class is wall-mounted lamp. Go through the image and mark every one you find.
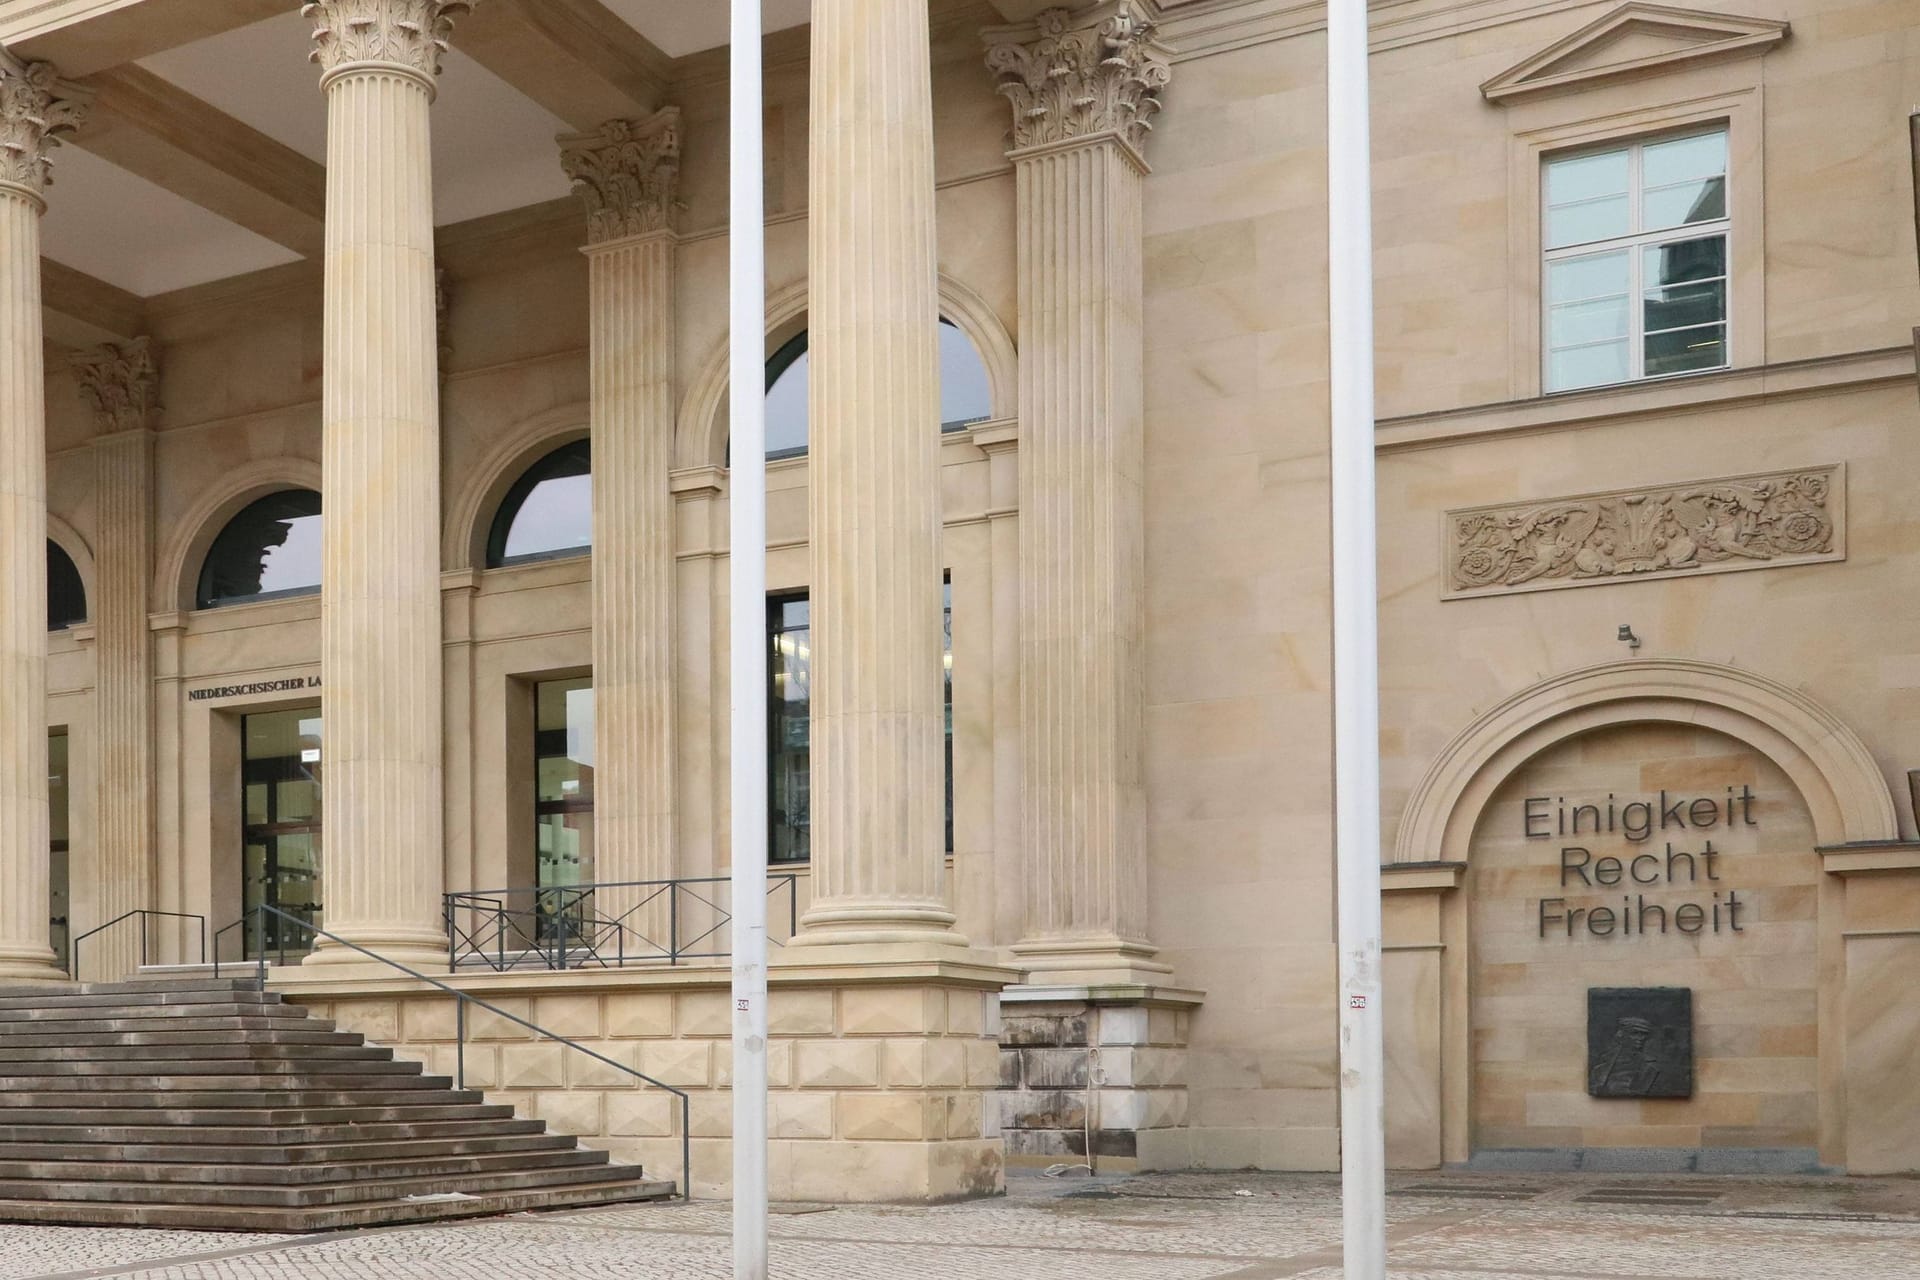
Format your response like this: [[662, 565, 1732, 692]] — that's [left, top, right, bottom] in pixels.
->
[[1617, 624, 1641, 652]]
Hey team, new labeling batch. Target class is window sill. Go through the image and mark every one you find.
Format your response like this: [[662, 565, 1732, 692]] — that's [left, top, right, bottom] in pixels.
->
[[1376, 345, 1915, 454]]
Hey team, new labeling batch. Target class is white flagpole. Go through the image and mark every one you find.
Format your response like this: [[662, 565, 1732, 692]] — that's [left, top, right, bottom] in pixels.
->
[[729, 0, 769, 1275], [1327, 0, 1386, 1275]]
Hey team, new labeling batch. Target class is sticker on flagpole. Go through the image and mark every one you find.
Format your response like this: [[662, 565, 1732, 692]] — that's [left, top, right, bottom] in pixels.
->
[[1349, 995, 1367, 1009]]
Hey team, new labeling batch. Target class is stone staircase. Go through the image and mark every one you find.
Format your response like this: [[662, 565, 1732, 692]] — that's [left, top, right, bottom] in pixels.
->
[[0, 977, 675, 1230]]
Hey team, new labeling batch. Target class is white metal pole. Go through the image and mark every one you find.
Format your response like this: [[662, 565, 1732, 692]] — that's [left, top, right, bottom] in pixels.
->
[[729, 0, 769, 1275], [1327, 0, 1386, 1276]]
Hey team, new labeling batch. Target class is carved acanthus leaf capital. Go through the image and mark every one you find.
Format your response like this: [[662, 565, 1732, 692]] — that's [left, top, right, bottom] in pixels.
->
[[558, 109, 682, 244], [0, 52, 88, 199], [71, 338, 160, 435], [983, 4, 1173, 156], [303, 0, 475, 83]]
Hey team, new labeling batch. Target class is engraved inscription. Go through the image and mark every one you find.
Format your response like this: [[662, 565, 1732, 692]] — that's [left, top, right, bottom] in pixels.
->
[[1446, 466, 1841, 597]]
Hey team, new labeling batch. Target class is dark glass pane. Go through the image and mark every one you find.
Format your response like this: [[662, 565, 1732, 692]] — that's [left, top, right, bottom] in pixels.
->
[[768, 596, 811, 863], [49, 731, 67, 969], [534, 678, 595, 893], [1643, 278, 1725, 336], [198, 490, 322, 609], [1645, 323, 1727, 377], [1643, 235, 1726, 289], [46, 542, 84, 631], [487, 440, 591, 568], [764, 331, 810, 460], [943, 580, 953, 853], [241, 709, 322, 960]]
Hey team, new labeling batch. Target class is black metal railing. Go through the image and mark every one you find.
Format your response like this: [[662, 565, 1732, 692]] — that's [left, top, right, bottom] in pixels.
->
[[213, 903, 691, 1199], [69, 909, 207, 982], [444, 875, 800, 972]]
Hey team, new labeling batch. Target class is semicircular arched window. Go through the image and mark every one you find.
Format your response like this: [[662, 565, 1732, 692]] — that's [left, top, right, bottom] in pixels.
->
[[47, 541, 85, 631], [758, 318, 995, 461], [196, 490, 323, 610], [486, 439, 592, 569]]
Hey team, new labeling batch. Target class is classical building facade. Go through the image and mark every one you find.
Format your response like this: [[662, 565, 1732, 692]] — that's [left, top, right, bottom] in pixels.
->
[[0, 0, 1915, 1200]]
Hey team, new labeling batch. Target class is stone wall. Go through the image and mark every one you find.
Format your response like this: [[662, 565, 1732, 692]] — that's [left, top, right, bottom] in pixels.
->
[[276, 962, 1008, 1202]]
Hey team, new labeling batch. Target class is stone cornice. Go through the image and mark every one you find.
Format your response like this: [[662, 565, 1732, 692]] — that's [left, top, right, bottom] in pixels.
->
[[557, 108, 682, 245], [983, 4, 1173, 156], [0, 49, 86, 200], [70, 337, 159, 435], [303, 0, 474, 86]]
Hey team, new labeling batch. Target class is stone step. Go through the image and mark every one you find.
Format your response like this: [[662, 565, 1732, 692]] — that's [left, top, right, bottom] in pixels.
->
[[0, 1132, 573, 1165], [0, 989, 284, 1013], [0, 1028, 365, 1049], [0, 1118, 545, 1146], [0, 1175, 676, 1232], [0, 1004, 311, 1026], [0, 1159, 643, 1208], [0, 979, 261, 999], [0, 1145, 608, 1187], [0, 1014, 334, 1037], [0, 1086, 487, 1109], [0, 1054, 412, 1076], [0, 1102, 517, 1126], [0, 1065, 434, 1089], [0, 1043, 395, 1064]]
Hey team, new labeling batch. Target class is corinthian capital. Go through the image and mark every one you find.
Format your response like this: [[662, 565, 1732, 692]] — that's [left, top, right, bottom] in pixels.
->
[[558, 109, 682, 245], [71, 339, 160, 435], [983, 4, 1173, 156], [0, 52, 88, 200], [304, 0, 475, 83]]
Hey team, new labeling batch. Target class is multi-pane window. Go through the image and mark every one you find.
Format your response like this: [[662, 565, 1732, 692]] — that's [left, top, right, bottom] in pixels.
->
[[766, 585, 955, 865], [1544, 128, 1729, 393]]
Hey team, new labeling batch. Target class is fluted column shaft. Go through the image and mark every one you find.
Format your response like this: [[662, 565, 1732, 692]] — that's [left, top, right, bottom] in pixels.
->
[[0, 186, 55, 977], [92, 425, 155, 979], [987, 7, 1173, 983], [798, 0, 958, 945], [310, 50, 448, 965], [589, 230, 676, 899]]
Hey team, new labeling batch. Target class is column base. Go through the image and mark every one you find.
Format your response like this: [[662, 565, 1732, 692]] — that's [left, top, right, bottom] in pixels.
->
[[793, 899, 969, 951], [303, 928, 450, 976], [0, 949, 68, 983], [1008, 936, 1174, 989]]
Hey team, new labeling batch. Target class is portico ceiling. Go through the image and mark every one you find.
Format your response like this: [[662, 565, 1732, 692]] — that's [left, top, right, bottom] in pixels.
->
[[27, 0, 820, 316]]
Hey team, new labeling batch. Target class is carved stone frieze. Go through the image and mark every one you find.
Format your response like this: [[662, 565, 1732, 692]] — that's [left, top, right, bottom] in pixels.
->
[[1446, 465, 1842, 597], [0, 53, 87, 198], [983, 4, 1173, 155], [71, 338, 160, 434], [303, 0, 474, 82], [558, 109, 682, 245]]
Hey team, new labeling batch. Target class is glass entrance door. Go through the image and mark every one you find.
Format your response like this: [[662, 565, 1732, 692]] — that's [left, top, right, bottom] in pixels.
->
[[49, 731, 68, 970], [241, 709, 322, 959]]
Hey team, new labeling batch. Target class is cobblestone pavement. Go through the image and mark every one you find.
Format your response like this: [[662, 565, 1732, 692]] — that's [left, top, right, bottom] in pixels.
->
[[14, 1171, 1920, 1280]]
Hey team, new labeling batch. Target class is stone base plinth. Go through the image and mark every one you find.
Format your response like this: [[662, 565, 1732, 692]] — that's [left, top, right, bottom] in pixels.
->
[[270, 956, 1017, 1202], [997, 984, 1200, 1171]]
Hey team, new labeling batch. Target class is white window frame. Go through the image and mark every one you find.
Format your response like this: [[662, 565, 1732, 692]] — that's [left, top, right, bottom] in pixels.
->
[[1541, 127, 1731, 394]]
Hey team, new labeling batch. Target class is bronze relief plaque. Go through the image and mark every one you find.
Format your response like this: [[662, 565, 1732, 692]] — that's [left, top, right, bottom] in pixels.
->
[[1587, 987, 1693, 1099]]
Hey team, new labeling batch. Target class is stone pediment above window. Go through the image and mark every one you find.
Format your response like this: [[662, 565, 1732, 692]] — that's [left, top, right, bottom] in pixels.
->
[[1480, 3, 1788, 104]]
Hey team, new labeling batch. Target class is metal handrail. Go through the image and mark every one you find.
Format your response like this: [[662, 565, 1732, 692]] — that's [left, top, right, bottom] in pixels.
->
[[213, 903, 692, 1200], [444, 875, 801, 972], [70, 909, 207, 982]]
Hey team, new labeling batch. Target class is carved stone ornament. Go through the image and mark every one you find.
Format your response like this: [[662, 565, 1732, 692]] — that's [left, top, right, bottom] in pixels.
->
[[558, 109, 682, 244], [0, 53, 87, 198], [304, 0, 474, 82], [71, 338, 160, 434], [1446, 465, 1842, 597], [983, 4, 1173, 155]]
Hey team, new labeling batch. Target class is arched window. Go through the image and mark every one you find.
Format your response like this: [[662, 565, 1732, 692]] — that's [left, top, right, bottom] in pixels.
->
[[759, 319, 995, 461], [197, 490, 323, 610], [486, 440, 591, 568], [47, 542, 85, 631]]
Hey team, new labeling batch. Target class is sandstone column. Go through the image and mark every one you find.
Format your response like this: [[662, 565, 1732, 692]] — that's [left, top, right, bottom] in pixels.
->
[[304, 1, 469, 967], [558, 111, 680, 945], [74, 339, 159, 981], [0, 54, 84, 979], [795, 0, 961, 948], [986, 6, 1173, 984]]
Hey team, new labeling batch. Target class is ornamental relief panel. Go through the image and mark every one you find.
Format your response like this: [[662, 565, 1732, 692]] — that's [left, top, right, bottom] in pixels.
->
[[1444, 465, 1842, 598]]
